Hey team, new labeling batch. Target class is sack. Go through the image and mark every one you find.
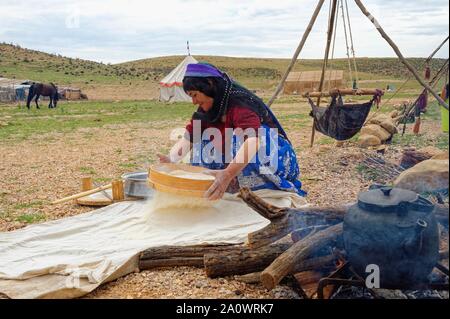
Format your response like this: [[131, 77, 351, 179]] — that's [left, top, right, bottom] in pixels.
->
[[308, 94, 376, 141]]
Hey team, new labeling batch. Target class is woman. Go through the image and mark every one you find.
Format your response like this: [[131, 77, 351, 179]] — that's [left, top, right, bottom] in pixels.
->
[[158, 63, 306, 201]]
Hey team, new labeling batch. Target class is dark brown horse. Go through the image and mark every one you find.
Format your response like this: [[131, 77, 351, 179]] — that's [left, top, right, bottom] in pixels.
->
[[26, 83, 59, 109]]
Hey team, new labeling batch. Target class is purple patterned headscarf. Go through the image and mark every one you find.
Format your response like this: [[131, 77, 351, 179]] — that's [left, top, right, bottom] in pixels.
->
[[185, 63, 224, 78]]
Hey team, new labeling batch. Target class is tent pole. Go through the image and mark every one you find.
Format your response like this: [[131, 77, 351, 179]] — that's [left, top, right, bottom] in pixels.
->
[[310, 0, 339, 147], [267, 0, 326, 107], [354, 0, 448, 111], [426, 36, 449, 63], [403, 59, 449, 120]]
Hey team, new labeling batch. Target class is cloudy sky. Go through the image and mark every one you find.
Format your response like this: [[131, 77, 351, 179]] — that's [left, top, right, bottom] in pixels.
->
[[0, 0, 448, 63]]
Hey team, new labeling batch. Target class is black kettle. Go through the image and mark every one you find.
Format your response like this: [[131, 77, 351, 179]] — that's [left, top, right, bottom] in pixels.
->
[[343, 186, 439, 288]]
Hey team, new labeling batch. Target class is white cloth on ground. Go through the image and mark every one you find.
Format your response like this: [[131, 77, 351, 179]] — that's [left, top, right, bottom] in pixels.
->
[[0, 190, 307, 299]]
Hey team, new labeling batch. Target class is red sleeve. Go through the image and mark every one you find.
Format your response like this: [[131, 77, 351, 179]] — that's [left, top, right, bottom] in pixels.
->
[[228, 106, 261, 131], [184, 119, 194, 142], [185, 119, 193, 134], [185, 118, 208, 142]]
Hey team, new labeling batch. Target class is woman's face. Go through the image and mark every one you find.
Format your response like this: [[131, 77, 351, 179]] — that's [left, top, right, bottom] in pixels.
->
[[187, 90, 214, 112]]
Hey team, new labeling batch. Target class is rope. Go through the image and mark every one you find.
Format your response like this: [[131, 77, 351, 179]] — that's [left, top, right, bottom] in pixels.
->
[[426, 36, 449, 64], [316, 0, 339, 103], [340, 0, 354, 84], [366, 62, 448, 128], [310, 0, 338, 147], [327, 0, 340, 91], [326, 0, 332, 92], [344, 0, 359, 87], [400, 62, 449, 135], [382, 36, 449, 106]]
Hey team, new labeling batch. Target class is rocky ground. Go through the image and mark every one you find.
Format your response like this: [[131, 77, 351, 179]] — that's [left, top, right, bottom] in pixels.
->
[[0, 101, 448, 299]]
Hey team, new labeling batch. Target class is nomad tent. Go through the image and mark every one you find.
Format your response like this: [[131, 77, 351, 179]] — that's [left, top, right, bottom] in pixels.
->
[[283, 70, 344, 95], [159, 55, 198, 102]]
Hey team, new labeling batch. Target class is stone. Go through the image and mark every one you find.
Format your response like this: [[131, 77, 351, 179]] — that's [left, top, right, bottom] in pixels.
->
[[431, 151, 449, 160], [394, 159, 449, 194], [389, 110, 399, 118], [418, 146, 445, 157], [368, 114, 391, 126], [194, 280, 207, 288], [361, 124, 391, 142], [373, 289, 408, 299], [218, 288, 232, 295], [379, 120, 398, 135], [271, 286, 300, 299], [358, 134, 382, 147]]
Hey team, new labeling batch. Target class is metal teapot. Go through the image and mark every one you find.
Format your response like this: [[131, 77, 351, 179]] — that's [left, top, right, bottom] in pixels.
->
[[343, 186, 439, 288]]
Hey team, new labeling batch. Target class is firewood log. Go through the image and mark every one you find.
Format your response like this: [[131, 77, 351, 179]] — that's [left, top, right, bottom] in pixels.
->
[[233, 253, 339, 284], [204, 243, 291, 278], [140, 243, 241, 260], [260, 223, 343, 290], [400, 149, 434, 169], [139, 244, 243, 270], [239, 187, 345, 248], [234, 272, 262, 284], [139, 257, 204, 270], [294, 271, 323, 286]]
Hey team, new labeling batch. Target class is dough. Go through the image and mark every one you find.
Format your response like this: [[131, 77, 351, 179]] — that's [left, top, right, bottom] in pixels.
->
[[168, 169, 215, 180]]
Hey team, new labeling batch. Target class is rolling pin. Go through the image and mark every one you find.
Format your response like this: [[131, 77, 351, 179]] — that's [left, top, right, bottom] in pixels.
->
[[51, 183, 113, 205]]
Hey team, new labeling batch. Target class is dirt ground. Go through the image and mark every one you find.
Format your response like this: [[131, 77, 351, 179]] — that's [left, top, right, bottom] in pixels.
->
[[0, 101, 448, 299]]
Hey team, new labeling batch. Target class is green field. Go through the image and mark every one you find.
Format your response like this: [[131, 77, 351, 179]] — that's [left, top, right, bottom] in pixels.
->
[[1, 99, 447, 151], [0, 100, 194, 142]]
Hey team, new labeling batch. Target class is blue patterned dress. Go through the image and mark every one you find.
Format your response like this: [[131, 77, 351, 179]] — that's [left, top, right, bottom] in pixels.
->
[[190, 105, 306, 196]]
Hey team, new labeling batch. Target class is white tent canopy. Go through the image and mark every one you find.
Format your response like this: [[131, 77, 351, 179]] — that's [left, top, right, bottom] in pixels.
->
[[159, 55, 198, 102]]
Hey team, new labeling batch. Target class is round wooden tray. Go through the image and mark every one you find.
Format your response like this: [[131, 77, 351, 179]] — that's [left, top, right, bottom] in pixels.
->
[[76, 189, 114, 206], [148, 163, 215, 198]]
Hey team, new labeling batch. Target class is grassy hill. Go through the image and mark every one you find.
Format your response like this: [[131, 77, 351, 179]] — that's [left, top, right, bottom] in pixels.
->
[[121, 55, 447, 91], [0, 43, 150, 85], [0, 43, 447, 96]]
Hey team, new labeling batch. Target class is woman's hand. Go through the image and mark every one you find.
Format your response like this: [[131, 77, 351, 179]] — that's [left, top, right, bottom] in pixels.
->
[[203, 169, 234, 201], [157, 153, 171, 163]]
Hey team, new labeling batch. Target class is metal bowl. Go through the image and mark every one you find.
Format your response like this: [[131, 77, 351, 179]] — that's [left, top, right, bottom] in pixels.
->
[[121, 171, 153, 199]]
